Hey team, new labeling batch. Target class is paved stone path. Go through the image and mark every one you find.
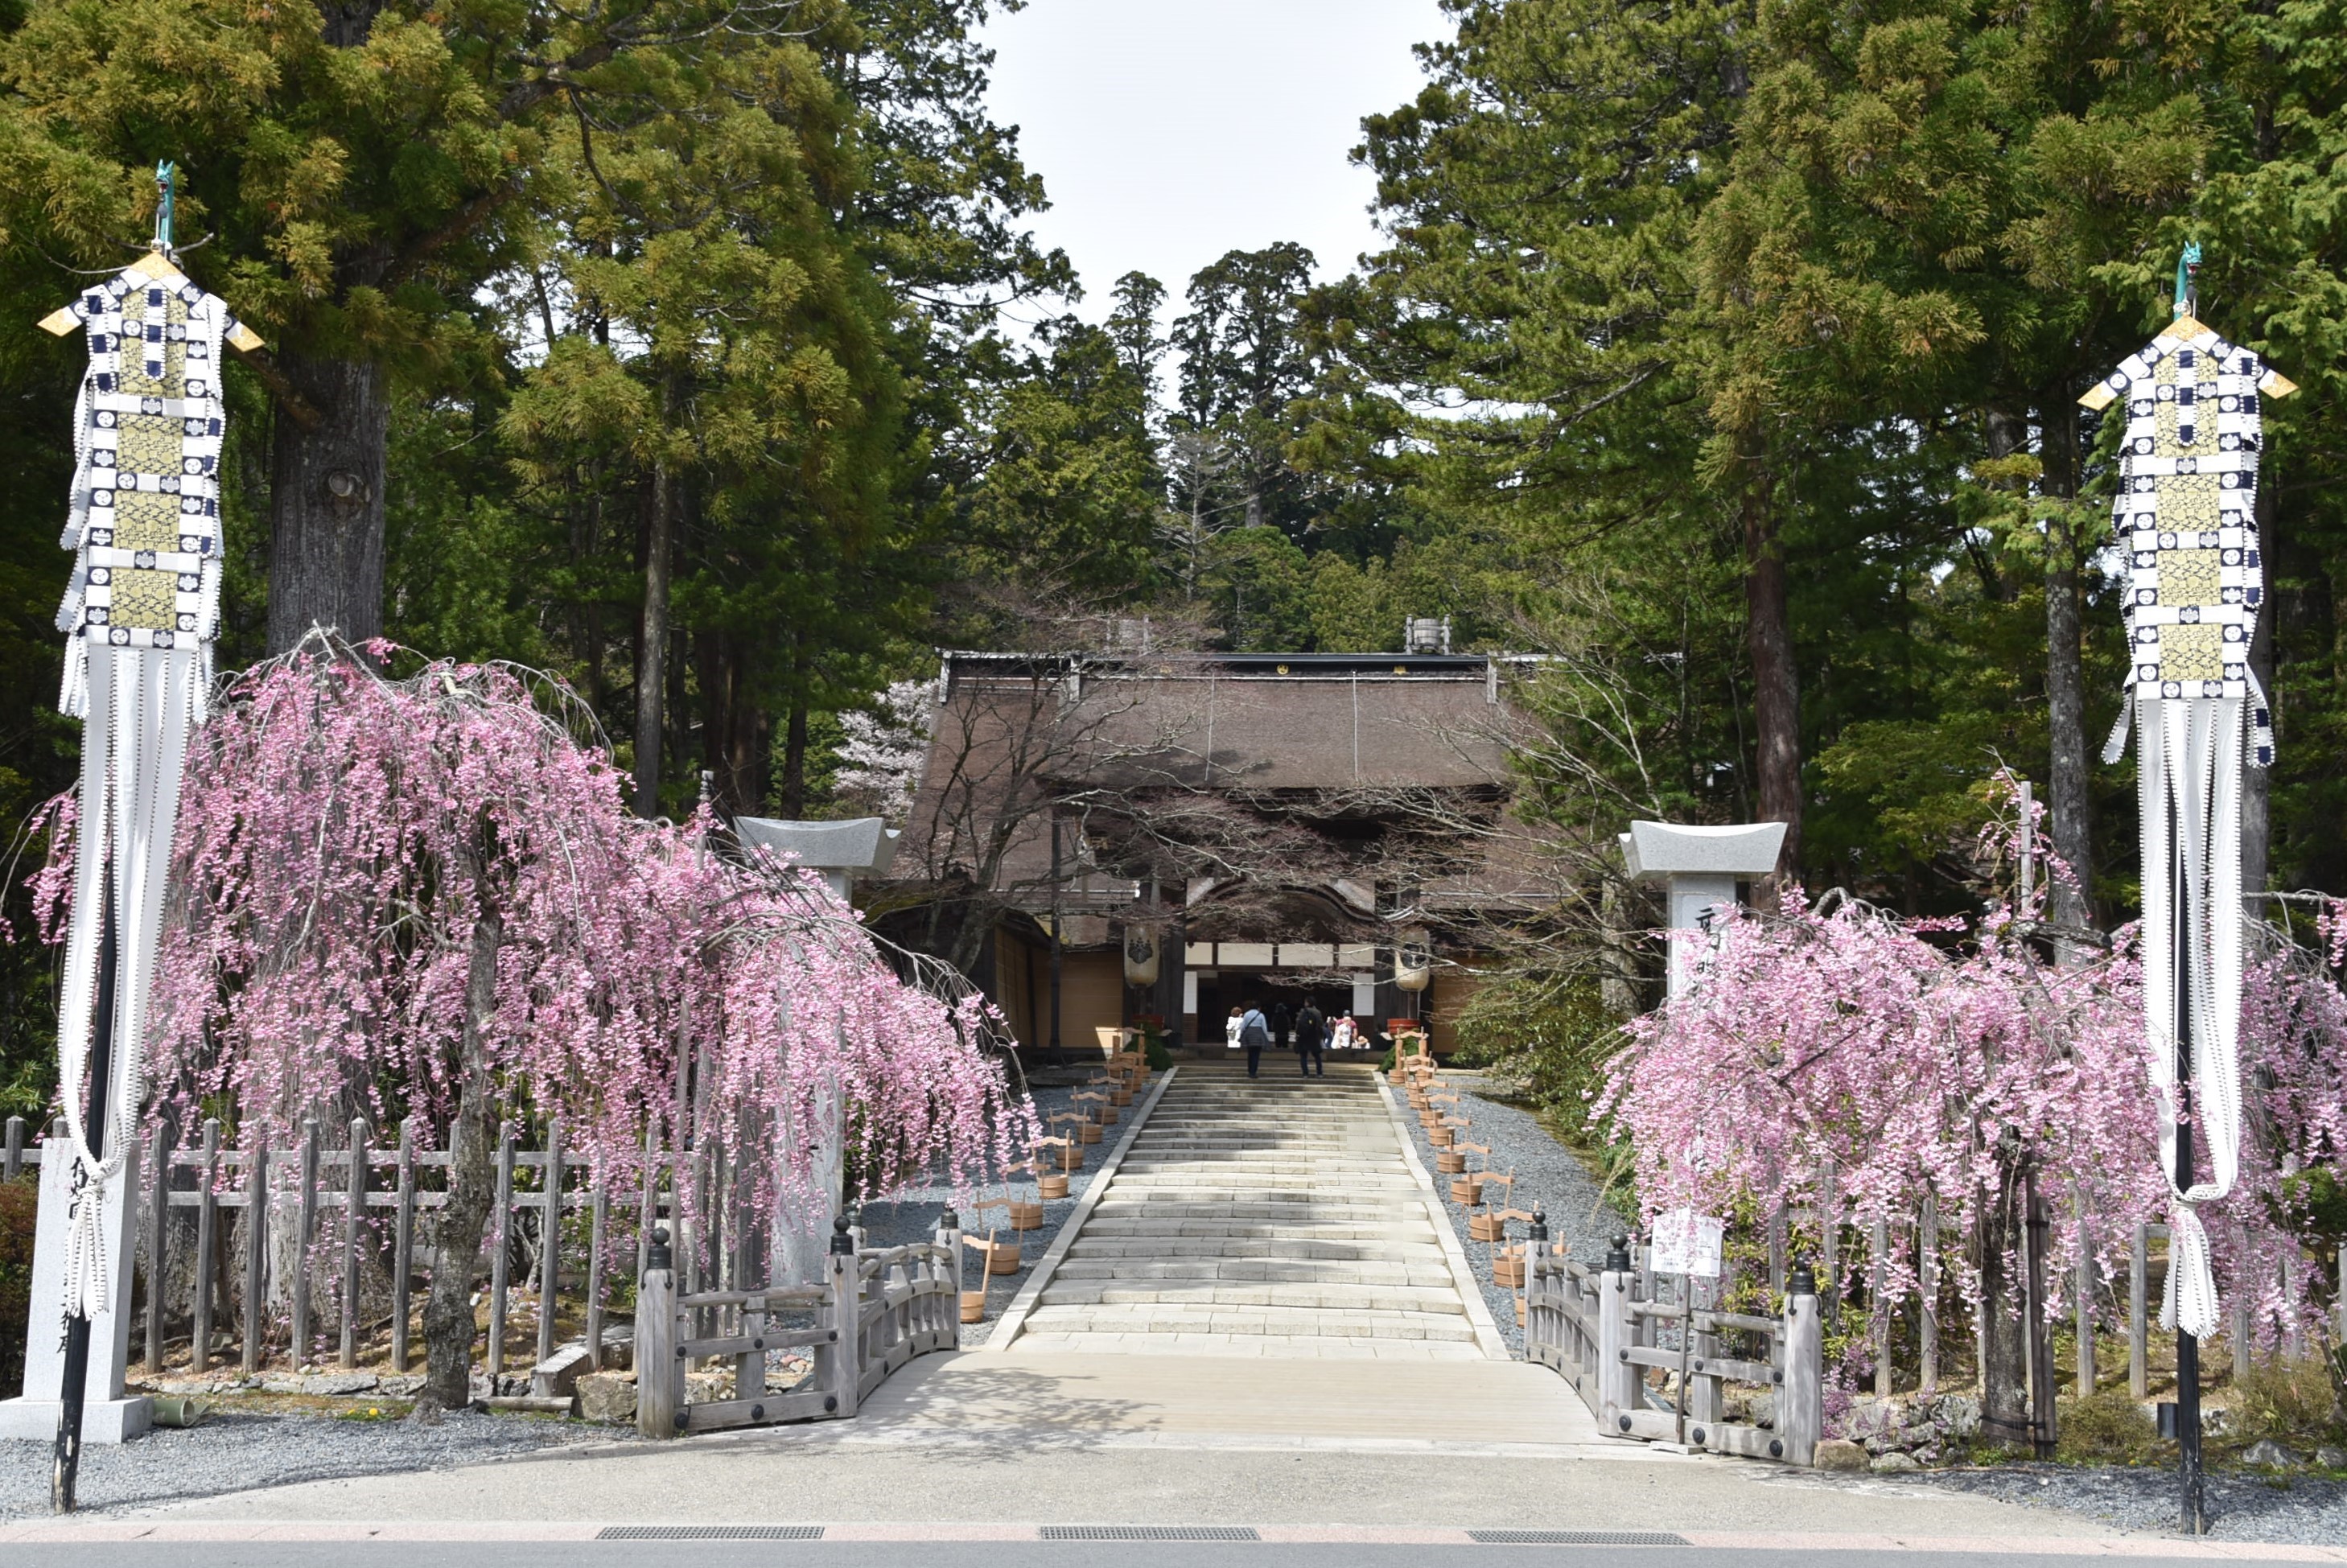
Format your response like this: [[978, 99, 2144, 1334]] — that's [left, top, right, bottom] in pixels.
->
[[1003, 1064, 1505, 1359]]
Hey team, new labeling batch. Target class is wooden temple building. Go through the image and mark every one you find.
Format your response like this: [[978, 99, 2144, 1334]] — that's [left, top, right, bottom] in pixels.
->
[[869, 648, 1548, 1059]]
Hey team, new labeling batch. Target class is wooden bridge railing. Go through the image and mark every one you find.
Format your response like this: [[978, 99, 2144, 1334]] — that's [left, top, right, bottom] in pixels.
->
[[632, 1217, 959, 1438], [1524, 1233, 1824, 1464]]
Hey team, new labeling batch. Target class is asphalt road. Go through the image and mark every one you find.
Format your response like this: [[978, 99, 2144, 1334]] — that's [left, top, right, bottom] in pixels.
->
[[6, 1541, 2314, 1568]]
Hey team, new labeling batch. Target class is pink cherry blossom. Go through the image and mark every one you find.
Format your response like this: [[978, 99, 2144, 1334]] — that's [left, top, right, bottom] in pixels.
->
[[27, 642, 1036, 1255]]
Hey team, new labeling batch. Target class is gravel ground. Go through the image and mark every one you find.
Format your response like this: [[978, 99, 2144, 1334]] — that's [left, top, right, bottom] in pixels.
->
[[1875, 1460, 2347, 1545], [857, 1072, 1138, 1347], [0, 1409, 620, 1521], [1390, 1073, 1631, 1356]]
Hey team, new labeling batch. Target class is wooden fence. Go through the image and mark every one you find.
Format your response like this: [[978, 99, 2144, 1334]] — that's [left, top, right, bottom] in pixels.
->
[[5, 1112, 820, 1383], [632, 1223, 959, 1437], [1524, 1238, 1824, 1463]]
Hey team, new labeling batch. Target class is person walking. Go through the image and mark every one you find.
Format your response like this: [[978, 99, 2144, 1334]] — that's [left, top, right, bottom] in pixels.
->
[[1269, 999, 1293, 1056], [1239, 1001, 1270, 1078], [1295, 1000, 1326, 1077], [1225, 1006, 1246, 1052], [1330, 1014, 1359, 1052]]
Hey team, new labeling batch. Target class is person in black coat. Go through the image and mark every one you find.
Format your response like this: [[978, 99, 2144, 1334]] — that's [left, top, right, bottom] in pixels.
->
[[1269, 1000, 1293, 1053], [1294, 1002, 1326, 1077]]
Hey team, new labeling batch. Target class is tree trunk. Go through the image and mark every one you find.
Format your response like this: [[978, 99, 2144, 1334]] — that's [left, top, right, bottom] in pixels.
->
[[1977, 1165, 2031, 1448], [2037, 390, 2094, 932], [633, 384, 681, 817], [266, 351, 389, 654], [422, 886, 503, 1410], [780, 690, 809, 817], [1742, 458, 1801, 897]]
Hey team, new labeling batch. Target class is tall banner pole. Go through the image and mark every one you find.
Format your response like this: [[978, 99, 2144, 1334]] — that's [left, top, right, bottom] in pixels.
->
[[2082, 245, 2296, 1536], [22, 163, 264, 1510], [48, 875, 115, 1512]]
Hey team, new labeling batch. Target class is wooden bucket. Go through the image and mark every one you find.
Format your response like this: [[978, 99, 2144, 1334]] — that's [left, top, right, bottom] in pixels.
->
[[1435, 1149, 1467, 1174], [1110, 1088, 1134, 1107], [960, 1290, 987, 1324], [1095, 1105, 1119, 1126], [1468, 1211, 1509, 1244], [1450, 1175, 1482, 1205], [1038, 1171, 1070, 1200], [982, 1239, 1021, 1273], [1077, 1122, 1103, 1145], [1428, 1125, 1454, 1149], [1492, 1249, 1526, 1289], [1007, 1200, 1045, 1230]]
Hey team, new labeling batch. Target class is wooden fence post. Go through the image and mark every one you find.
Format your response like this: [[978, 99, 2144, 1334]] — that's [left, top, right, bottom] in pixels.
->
[[2130, 1222, 2150, 1400], [292, 1121, 319, 1366], [537, 1116, 563, 1373], [1870, 1217, 1890, 1397], [2073, 1187, 2094, 1396], [635, 1226, 679, 1439], [145, 1127, 169, 1373], [1820, 1162, 1840, 1331], [488, 1121, 515, 1381], [241, 1138, 270, 1373], [828, 1220, 861, 1420], [1596, 1243, 1632, 1434], [3, 1116, 23, 1180], [2232, 1224, 2254, 1381], [586, 1183, 610, 1370], [340, 1117, 369, 1370], [392, 1119, 416, 1373], [193, 1119, 220, 1373], [1919, 1194, 1939, 1394], [1781, 1262, 1824, 1467]]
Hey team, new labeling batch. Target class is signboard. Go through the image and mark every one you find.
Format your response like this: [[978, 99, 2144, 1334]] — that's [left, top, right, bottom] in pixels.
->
[[1650, 1208, 1725, 1278]]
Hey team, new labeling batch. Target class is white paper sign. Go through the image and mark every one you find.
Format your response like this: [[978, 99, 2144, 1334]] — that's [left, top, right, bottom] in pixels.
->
[[1649, 1208, 1725, 1278]]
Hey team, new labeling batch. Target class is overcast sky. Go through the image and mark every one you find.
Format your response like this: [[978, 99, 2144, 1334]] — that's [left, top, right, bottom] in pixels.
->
[[977, 0, 1448, 327]]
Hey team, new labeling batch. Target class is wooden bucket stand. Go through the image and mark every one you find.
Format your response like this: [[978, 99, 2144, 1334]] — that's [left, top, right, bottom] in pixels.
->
[[961, 1228, 999, 1323]]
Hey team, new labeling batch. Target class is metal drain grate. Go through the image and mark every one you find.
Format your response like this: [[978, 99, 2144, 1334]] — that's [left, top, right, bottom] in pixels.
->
[[596, 1525, 825, 1541], [1040, 1526, 1263, 1541], [1468, 1531, 1689, 1546]]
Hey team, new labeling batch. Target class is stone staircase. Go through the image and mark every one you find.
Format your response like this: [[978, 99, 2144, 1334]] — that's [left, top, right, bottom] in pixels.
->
[[1007, 1065, 1493, 1359]]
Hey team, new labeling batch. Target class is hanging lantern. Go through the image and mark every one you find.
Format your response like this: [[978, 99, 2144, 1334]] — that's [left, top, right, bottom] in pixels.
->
[[1394, 928, 1432, 993], [1122, 924, 1159, 986]]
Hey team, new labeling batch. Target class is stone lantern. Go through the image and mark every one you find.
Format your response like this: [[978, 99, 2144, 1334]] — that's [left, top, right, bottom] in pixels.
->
[[1618, 821, 1787, 1000]]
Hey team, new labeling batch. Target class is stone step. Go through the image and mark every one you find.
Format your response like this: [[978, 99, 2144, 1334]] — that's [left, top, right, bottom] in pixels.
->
[[1076, 1222, 1443, 1244], [1002, 1331, 1485, 1361], [1018, 1303, 1480, 1341], [1037, 1281, 1470, 1313], [1088, 1202, 1423, 1221], [1051, 1258, 1460, 1286], [1065, 1238, 1448, 1261]]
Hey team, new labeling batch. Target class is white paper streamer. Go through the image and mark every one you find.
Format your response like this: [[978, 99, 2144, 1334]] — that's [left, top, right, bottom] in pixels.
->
[[2105, 318, 2271, 1343], [47, 260, 235, 1319]]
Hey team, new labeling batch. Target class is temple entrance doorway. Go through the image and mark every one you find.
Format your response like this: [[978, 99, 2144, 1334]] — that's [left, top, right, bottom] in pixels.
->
[[1192, 973, 1378, 1056]]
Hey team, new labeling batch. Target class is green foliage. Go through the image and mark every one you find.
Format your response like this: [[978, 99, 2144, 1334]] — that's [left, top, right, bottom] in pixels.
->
[[0, 1175, 32, 1399], [2057, 1391, 2164, 1466], [2228, 1361, 2347, 1455], [1452, 977, 1620, 1129]]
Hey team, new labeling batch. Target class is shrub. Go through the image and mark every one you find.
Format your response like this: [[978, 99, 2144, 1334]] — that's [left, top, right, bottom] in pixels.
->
[[0, 1174, 34, 1399], [2230, 1360, 2346, 1451], [2057, 1390, 2162, 1465]]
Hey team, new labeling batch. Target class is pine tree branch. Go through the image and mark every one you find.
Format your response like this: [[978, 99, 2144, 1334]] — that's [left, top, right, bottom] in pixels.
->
[[228, 343, 323, 430]]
